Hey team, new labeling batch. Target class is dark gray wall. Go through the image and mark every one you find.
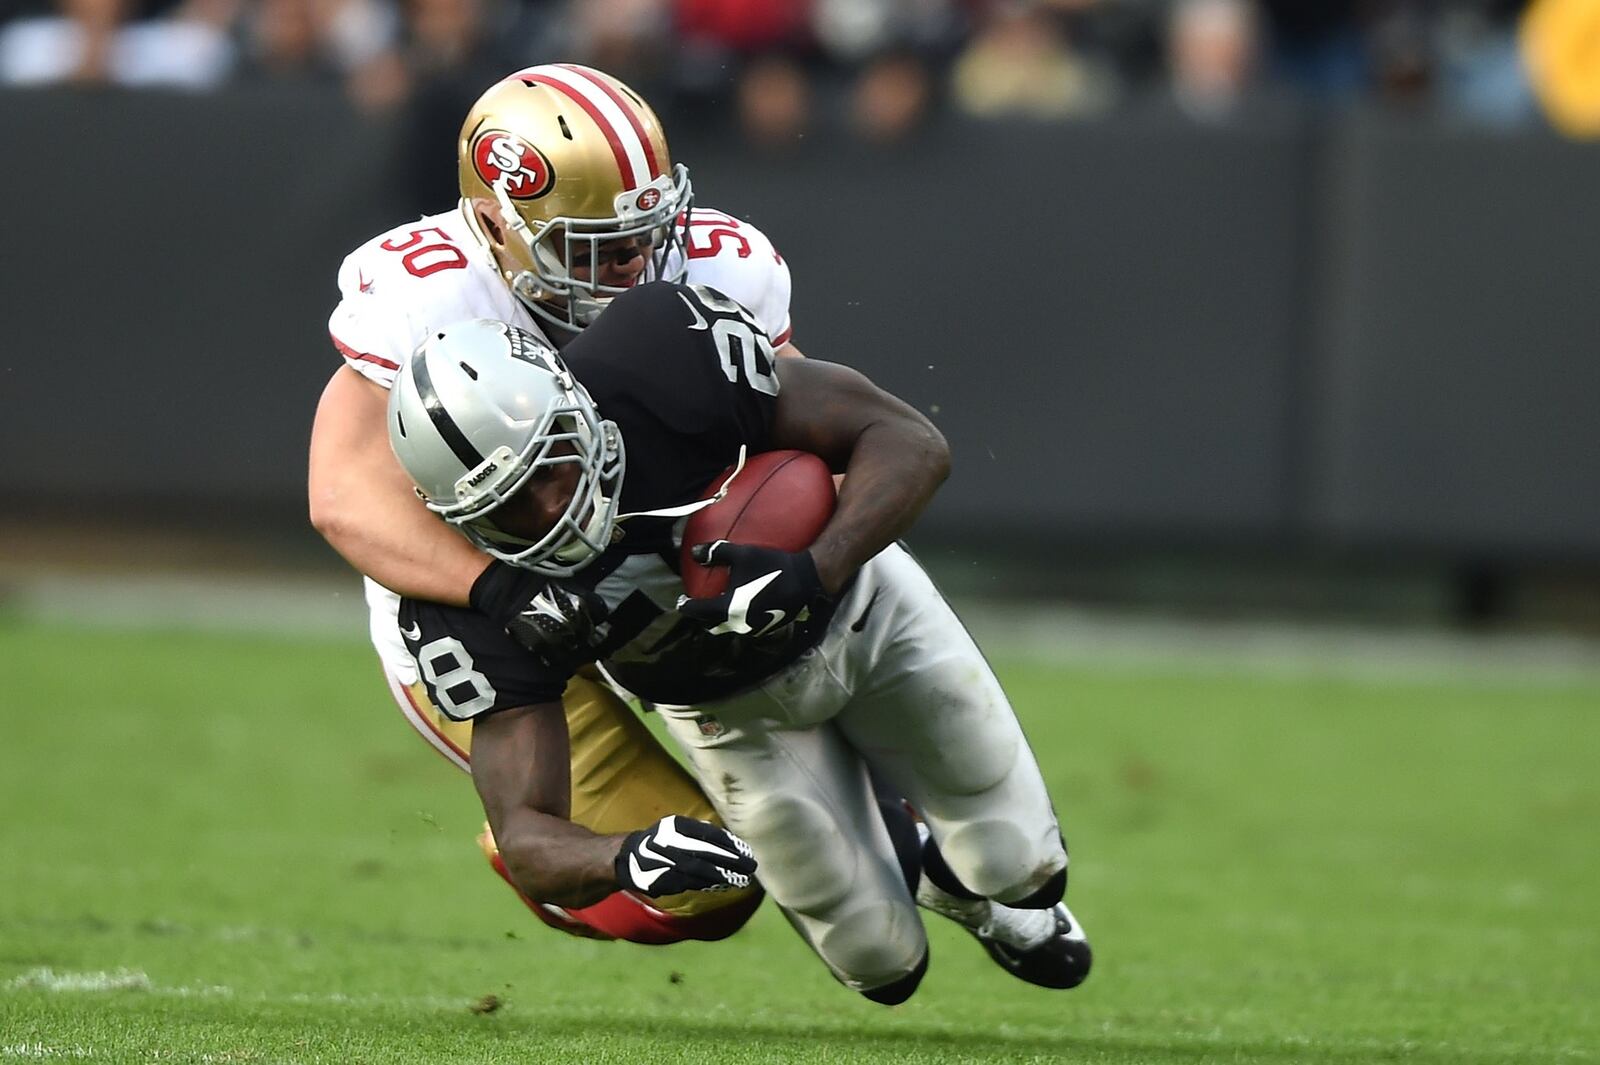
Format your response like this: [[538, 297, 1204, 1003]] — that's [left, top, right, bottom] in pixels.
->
[[1308, 113, 1600, 556], [1, 89, 1594, 560], [676, 109, 1312, 541], [1, 87, 404, 512]]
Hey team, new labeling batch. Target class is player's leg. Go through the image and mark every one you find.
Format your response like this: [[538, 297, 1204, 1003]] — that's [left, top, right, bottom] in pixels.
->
[[658, 709, 929, 1004], [829, 546, 1092, 987], [385, 666, 472, 771], [910, 819, 1090, 988], [370, 577, 474, 773], [545, 668, 763, 941]]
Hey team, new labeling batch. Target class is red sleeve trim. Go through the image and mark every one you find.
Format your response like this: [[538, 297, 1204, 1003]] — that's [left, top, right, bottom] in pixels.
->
[[770, 325, 793, 348], [330, 332, 400, 371]]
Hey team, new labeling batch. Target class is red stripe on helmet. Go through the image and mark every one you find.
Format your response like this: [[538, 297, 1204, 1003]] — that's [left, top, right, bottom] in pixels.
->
[[556, 64, 662, 180], [520, 72, 639, 189]]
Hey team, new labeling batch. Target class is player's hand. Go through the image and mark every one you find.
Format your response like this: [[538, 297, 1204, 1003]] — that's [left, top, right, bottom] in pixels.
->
[[676, 541, 829, 637], [470, 561, 604, 668], [614, 815, 757, 897]]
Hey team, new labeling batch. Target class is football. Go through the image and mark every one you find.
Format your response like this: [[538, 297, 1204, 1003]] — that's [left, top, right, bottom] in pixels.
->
[[680, 450, 837, 599]]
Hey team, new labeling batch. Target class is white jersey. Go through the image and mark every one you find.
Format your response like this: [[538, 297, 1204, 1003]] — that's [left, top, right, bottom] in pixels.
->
[[327, 203, 795, 683], [328, 204, 792, 389]]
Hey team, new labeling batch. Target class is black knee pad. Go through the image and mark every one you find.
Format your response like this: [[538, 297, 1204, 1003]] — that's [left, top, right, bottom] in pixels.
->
[[859, 947, 929, 1006], [921, 836, 983, 900], [1009, 867, 1066, 910]]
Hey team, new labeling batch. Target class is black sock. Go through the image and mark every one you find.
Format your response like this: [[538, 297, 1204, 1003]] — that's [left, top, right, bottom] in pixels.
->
[[867, 767, 923, 893], [877, 798, 923, 894], [1008, 867, 1066, 910]]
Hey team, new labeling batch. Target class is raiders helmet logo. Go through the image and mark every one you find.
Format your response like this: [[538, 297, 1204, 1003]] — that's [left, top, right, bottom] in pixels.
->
[[472, 130, 555, 200]]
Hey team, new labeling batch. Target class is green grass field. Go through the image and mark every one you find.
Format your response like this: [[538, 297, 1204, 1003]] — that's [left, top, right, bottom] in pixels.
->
[[2, 619, 1597, 1063]]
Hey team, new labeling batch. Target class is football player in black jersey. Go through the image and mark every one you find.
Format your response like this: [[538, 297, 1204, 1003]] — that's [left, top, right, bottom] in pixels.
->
[[387, 283, 1092, 1002]]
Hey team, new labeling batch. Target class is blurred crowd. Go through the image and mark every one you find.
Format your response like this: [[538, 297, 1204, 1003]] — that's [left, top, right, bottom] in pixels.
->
[[2, 0, 1594, 142]]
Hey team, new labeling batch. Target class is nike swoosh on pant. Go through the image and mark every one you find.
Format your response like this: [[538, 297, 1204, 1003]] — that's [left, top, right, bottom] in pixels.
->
[[851, 588, 883, 633]]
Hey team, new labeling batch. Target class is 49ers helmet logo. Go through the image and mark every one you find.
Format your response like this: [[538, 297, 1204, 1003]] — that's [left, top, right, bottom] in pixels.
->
[[472, 130, 555, 200], [635, 187, 661, 211]]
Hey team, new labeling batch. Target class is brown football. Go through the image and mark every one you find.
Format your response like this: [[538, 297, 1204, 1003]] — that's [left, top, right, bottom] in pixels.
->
[[680, 450, 837, 600]]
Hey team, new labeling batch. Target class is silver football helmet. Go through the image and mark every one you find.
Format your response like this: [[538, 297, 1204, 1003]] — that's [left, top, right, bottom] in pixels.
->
[[387, 319, 625, 576]]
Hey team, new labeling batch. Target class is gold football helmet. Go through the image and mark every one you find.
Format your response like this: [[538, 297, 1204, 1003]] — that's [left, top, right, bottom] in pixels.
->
[[458, 64, 693, 334]]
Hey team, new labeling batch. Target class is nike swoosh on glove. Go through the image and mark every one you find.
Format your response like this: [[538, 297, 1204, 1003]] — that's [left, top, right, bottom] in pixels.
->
[[614, 815, 758, 897], [470, 560, 605, 669], [676, 541, 829, 637]]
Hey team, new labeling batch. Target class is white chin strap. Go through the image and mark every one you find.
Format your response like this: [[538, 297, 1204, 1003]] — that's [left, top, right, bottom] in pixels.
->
[[477, 447, 744, 568]]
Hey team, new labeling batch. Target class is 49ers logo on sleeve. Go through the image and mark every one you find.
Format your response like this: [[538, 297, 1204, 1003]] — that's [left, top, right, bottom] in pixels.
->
[[472, 130, 555, 200]]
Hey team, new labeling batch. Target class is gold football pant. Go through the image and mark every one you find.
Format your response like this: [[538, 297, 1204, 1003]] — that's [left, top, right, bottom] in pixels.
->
[[385, 664, 761, 942]]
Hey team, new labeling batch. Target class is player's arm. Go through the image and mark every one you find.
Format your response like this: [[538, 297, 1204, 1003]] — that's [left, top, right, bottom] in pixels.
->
[[768, 358, 949, 595], [678, 357, 948, 634], [469, 702, 627, 908], [472, 702, 758, 908], [307, 365, 489, 606]]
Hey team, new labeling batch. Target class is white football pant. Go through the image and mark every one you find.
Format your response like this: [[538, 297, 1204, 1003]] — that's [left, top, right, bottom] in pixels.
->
[[657, 543, 1066, 993]]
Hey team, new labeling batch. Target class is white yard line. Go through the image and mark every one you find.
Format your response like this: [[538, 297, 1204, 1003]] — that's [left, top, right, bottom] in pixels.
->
[[1, 1046, 97, 1060], [3, 966, 460, 1012], [5, 969, 152, 993]]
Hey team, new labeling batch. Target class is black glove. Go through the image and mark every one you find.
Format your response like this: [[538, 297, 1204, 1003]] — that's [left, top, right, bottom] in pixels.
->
[[470, 560, 605, 668], [675, 541, 829, 637], [614, 815, 758, 897]]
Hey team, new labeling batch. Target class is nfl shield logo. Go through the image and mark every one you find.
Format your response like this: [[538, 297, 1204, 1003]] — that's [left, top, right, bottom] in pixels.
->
[[695, 714, 724, 738]]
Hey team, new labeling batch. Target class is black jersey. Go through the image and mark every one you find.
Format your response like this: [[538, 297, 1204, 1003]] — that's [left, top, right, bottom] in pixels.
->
[[400, 282, 836, 719]]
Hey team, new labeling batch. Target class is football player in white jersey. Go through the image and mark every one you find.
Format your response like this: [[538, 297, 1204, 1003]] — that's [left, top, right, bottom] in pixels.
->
[[311, 64, 777, 943], [309, 64, 1088, 981]]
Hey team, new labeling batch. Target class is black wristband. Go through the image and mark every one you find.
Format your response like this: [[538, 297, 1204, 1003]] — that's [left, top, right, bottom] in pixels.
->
[[468, 560, 535, 624]]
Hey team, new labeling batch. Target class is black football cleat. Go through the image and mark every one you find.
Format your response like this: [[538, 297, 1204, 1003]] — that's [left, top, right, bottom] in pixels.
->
[[976, 902, 1092, 989], [917, 879, 1092, 990]]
